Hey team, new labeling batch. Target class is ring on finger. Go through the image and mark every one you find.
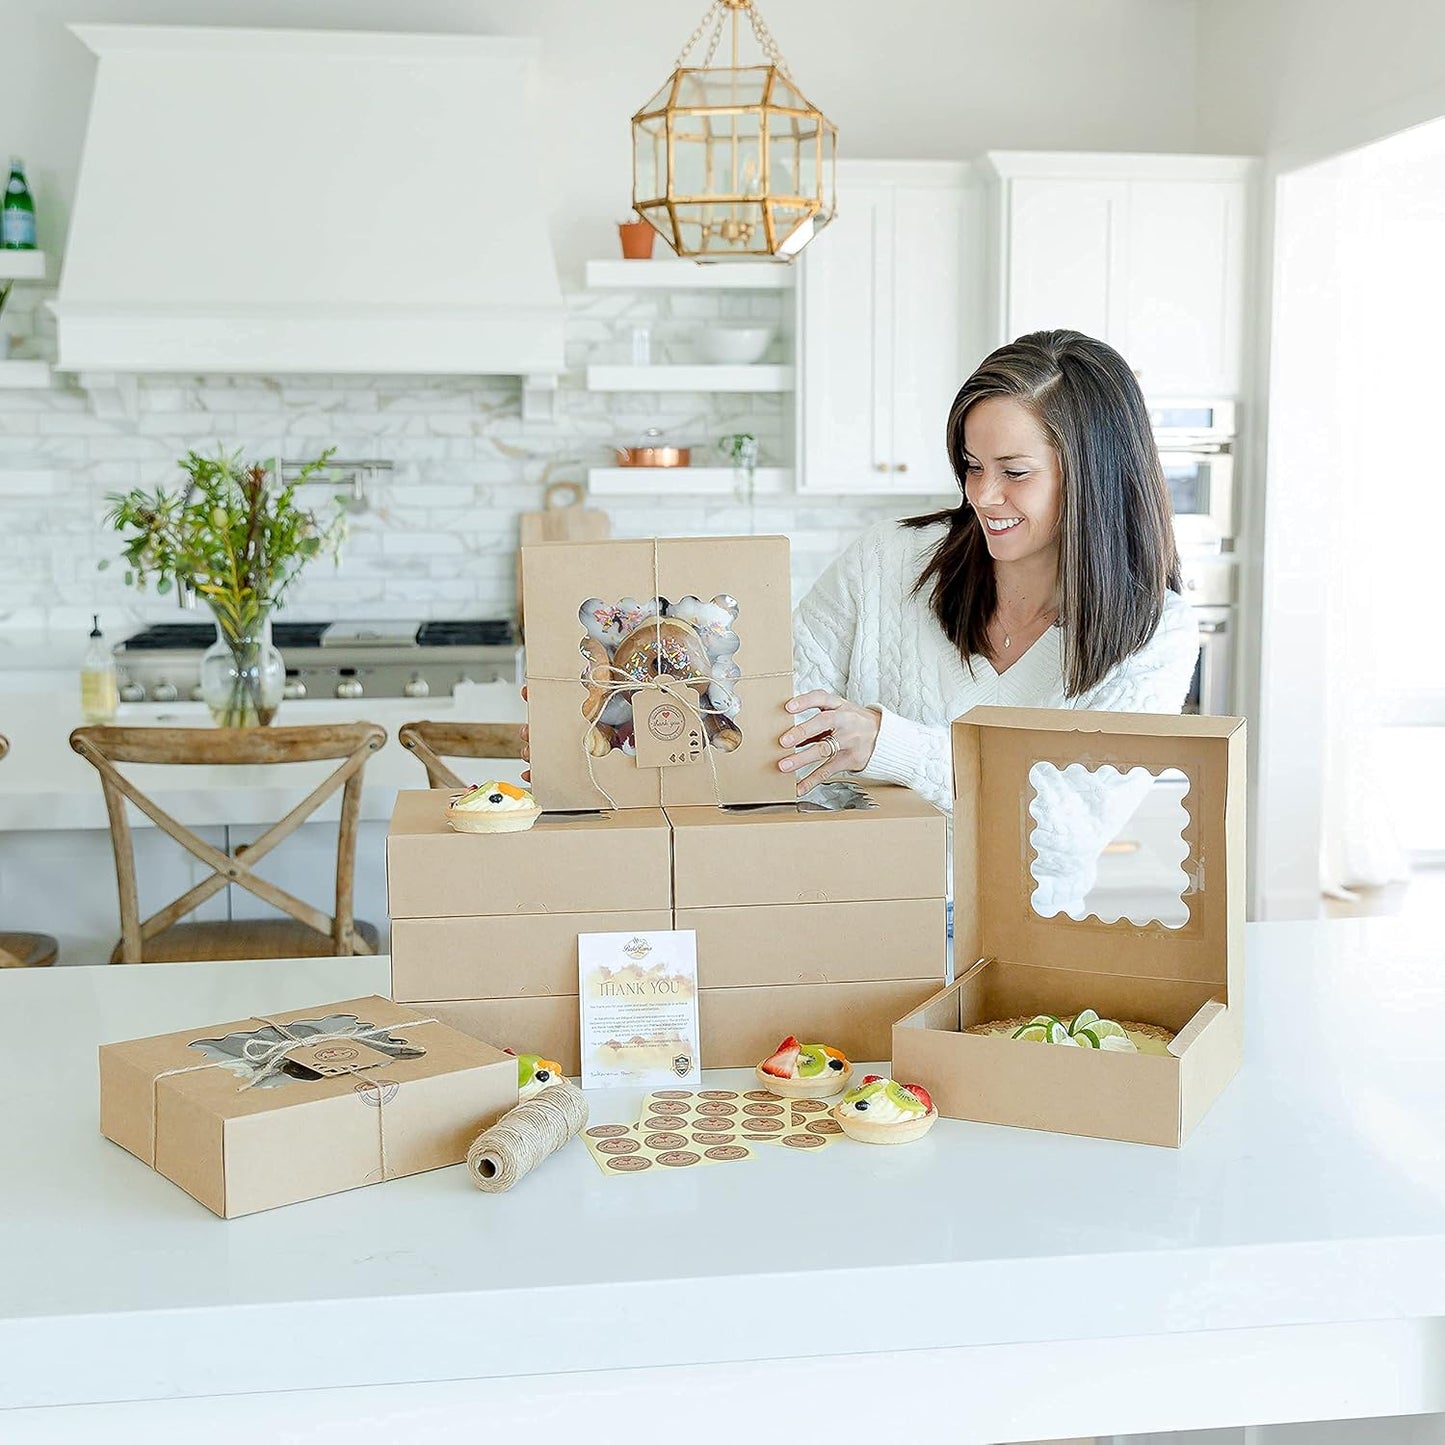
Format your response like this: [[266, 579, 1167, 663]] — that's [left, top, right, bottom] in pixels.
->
[[818, 735, 839, 762]]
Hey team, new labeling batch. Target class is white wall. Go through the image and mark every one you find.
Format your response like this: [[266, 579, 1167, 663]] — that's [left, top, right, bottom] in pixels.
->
[[0, 0, 1208, 633], [0, 0, 1206, 286], [1197, 0, 1445, 167]]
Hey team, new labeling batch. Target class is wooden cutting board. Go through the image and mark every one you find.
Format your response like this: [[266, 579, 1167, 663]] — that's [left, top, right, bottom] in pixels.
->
[[517, 481, 611, 634]]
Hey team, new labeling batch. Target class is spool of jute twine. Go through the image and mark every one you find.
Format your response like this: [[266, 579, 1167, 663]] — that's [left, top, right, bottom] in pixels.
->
[[466, 1079, 589, 1193]]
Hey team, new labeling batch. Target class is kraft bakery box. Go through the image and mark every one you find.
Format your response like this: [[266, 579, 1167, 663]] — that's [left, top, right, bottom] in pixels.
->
[[700, 979, 940, 1069], [668, 784, 948, 989], [425, 996, 583, 1076], [99, 996, 517, 1217], [892, 707, 1246, 1149], [521, 535, 796, 812], [387, 790, 672, 1003]]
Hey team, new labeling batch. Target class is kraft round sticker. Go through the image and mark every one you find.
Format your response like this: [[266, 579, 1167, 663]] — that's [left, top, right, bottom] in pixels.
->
[[744, 1090, 780, 1101], [596, 1136, 641, 1155], [742, 1115, 784, 1133], [699, 1090, 738, 1100], [655, 1150, 703, 1168], [607, 1155, 653, 1172], [704, 1146, 750, 1162], [807, 1119, 843, 1136], [650, 1099, 689, 1114], [697, 1100, 738, 1116], [643, 1132, 689, 1150], [783, 1133, 827, 1149], [743, 1102, 784, 1117], [791, 1099, 827, 1114], [654, 1090, 691, 1100], [586, 1125, 631, 1138]]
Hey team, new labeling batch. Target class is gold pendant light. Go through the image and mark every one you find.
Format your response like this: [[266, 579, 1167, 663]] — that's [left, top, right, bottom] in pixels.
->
[[631, 0, 838, 263]]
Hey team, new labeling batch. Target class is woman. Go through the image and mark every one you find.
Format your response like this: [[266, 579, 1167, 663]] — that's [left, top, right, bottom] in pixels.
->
[[782, 329, 1200, 843]]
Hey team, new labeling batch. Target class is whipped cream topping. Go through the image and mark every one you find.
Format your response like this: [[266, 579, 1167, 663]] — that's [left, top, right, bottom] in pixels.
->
[[451, 782, 537, 813], [845, 1092, 918, 1125]]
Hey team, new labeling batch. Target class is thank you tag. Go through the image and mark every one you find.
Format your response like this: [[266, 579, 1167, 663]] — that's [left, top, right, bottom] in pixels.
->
[[578, 929, 701, 1088], [285, 1039, 394, 1077], [633, 681, 705, 771]]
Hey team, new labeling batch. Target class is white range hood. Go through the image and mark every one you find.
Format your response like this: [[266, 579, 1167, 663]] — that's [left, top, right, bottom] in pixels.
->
[[53, 25, 564, 387]]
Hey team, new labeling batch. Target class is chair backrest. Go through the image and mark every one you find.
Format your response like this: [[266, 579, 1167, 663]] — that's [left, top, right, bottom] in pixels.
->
[[397, 719, 524, 790], [70, 723, 386, 964]]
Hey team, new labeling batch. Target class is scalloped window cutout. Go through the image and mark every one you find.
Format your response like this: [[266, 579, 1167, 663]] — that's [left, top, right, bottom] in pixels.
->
[[1028, 762, 1191, 929]]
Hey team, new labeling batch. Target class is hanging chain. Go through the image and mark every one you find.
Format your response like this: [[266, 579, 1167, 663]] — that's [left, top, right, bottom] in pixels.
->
[[674, 0, 794, 76], [745, 4, 793, 78], [675, 0, 724, 67]]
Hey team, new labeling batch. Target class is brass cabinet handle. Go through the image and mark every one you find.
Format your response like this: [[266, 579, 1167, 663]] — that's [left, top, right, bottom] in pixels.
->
[[896, 463, 909, 474], [875, 463, 889, 472]]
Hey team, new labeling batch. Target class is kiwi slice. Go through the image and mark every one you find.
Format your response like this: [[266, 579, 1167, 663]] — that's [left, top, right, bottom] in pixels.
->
[[795, 1044, 828, 1078]]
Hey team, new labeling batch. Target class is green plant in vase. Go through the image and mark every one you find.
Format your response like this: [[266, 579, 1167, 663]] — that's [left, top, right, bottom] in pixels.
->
[[103, 449, 344, 727]]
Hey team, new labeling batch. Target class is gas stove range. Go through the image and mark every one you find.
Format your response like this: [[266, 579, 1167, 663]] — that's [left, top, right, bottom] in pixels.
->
[[114, 619, 522, 703]]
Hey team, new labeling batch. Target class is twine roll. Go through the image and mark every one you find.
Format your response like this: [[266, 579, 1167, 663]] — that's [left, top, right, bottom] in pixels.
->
[[466, 1079, 589, 1193]]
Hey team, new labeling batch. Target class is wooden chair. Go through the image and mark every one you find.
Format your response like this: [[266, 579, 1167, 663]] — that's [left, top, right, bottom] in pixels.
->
[[0, 735, 59, 968], [70, 723, 386, 964], [397, 719, 525, 790]]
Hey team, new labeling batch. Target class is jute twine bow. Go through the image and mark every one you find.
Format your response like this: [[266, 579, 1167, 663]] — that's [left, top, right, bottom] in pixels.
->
[[149, 1015, 438, 1183], [526, 536, 793, 809], [466, 1079, 589, 1193]]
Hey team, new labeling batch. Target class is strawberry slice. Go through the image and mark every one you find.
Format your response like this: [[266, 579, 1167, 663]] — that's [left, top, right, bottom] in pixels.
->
[[759, 1036, 802, 1078], [861, 1073, 885, 1086], [902, 1082, 933, 1112]]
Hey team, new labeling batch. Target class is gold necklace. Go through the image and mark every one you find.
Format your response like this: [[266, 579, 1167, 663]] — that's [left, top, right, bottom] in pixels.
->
[[997, 605, 1059, 651]]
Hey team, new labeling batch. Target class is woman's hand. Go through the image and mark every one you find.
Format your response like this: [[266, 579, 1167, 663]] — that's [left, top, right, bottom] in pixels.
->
[[779, 690, 881, 793]]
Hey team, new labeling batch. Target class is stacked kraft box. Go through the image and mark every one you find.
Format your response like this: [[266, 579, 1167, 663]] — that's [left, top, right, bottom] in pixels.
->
[[386, 785, 948, 1072], [668, 788, 948, 1066], [387, 792, 673, 1074]]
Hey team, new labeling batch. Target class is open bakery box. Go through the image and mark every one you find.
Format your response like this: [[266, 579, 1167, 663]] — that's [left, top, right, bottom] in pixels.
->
[[892, 706, 1246, 1148]]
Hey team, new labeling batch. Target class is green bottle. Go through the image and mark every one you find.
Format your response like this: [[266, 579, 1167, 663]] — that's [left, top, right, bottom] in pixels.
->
[[2, 157, 37, 250]]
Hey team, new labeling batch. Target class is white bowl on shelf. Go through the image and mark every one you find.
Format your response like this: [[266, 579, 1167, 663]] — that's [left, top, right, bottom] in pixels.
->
[[697, 325, 775, 365]]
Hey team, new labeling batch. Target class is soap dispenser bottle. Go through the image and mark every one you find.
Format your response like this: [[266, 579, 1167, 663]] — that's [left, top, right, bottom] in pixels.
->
[[80, 614, 118, 723]]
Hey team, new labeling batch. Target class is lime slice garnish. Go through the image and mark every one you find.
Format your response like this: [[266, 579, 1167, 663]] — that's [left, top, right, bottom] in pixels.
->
[[1012, 1023, 1052, 1042], [1087, 1018, 1129, 1045], [1072, 1009, 1100, 1033], [1073, 1026, 1101, 1048]]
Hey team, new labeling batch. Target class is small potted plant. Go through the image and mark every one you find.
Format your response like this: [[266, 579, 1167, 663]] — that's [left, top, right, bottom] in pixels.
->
[[618, 211, 657, 260], [103, 449, 344, 727]]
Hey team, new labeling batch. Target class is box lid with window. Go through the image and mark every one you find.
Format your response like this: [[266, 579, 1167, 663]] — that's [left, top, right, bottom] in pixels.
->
[[893, 705, 1246, 1148]]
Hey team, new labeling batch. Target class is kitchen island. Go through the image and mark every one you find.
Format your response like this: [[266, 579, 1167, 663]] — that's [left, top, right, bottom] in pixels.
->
[[2, 918, 1443, 1443], [0, 686, 525, 963]]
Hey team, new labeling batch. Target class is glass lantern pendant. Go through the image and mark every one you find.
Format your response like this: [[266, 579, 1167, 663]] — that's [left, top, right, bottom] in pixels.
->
[[632, 0, 838, 263]]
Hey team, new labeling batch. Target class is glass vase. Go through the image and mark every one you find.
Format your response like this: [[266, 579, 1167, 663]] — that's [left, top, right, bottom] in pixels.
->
[[200, 613, 285, 728]]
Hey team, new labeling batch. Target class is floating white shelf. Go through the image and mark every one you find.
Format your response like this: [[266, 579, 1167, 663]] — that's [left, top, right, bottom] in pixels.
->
[[585, 364, 793, 393], [0, 359, 52, 389], [587, 466, 792, 497], [585, 258, 794, 291], [0, 250, 46, 282]]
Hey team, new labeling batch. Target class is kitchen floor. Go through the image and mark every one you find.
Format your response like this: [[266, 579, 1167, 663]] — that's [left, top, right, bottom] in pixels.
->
[[1322, 863, 1445, 920]]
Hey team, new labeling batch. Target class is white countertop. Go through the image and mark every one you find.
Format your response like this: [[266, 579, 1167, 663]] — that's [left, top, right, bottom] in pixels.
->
[[0, 686, 526, 830], [3, 918, 1443, 1418]]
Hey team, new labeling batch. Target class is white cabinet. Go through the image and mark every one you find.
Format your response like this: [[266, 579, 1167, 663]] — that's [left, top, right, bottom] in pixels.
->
[[798, 161, 971, 496], [987, 153, 1256, 397]]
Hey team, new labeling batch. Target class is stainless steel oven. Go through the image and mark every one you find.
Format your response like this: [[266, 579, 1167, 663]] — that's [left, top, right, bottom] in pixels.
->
[[1185, 607, 1233, 716], [1177, 555, 1235, 716], [1151, 400, 1237, 548]]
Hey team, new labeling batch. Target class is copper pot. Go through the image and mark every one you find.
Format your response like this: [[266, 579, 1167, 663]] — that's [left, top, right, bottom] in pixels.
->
[[614, 429, 690, 468]]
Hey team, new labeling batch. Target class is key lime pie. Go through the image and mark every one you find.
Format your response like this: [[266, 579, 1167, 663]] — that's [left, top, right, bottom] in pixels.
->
[[756, 1035, 853, 1098], [832, 1074, 937, 1144], [965, 1009, 1175, 1055], [445, 781, 541, 834]]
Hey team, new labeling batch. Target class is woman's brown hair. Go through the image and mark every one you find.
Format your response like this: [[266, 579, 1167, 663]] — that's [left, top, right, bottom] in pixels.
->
[[904, 328, 1181, 696]]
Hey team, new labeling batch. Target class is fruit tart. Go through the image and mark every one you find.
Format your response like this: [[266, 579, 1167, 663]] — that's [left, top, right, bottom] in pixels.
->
[[445, 781, 541, 834], [832, 1074, 937, 1144], [964, 1008, 1174, 1056], [504, 1048, 566, 1099], [756, 1035, 853, 1098]]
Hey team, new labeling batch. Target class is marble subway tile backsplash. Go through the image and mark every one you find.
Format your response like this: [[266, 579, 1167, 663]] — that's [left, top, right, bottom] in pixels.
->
[[0, 286, 949, 632]]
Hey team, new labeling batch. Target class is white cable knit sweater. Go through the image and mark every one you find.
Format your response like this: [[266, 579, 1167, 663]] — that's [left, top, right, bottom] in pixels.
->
[[793, 517, 1201, 849]]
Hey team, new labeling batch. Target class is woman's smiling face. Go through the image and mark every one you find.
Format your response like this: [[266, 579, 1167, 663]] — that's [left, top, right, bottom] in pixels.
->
[[961, 395, 1064, 563]]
